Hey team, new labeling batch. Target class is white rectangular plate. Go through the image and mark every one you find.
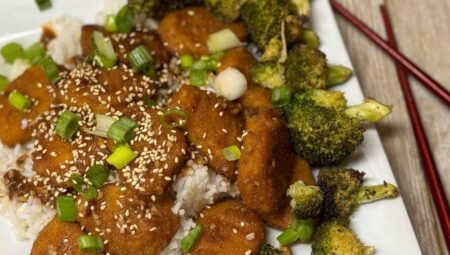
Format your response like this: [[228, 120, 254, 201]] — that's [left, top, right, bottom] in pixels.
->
[[0, 0, 422, 254]]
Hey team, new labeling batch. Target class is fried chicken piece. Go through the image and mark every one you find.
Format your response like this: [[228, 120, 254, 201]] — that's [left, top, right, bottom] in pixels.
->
[[190, 200, 265, 255], [77, 184, 179, 255], [55, 64, 157, 113], [217, 47, 272, 112], [158, 7, 247, 57], [31, 217, 101, 255], [238, 109, 294, 216], [169, 85, 244, 179], [119, 105, 188, 196], [81, 26, 170, 66], [0, 66, 54, 146]]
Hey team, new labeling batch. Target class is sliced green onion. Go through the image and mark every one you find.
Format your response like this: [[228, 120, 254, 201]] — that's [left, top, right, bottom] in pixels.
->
[[290, 218, 315, 241], [24, 42, 46, 64], [277, 228, 300, 246], [107, 145, 137, 169], [1, 43, 24, 64], [35, 0, 52, 11], [145, 67, 157, 79], [69, 173, 84, 193], [210, 51, 225, 60], [189, 69, 207, 86], [222, 145, 241, 161], [55, 110, 80, 139], [104, 15, 118, 32], [94, 53, 117, 69], [160, 109, 188, 129], [301, 29, 320, 48], [142, 96, 156, 107], [128, 45, 154, 72], [77, 235, 105, 252], [56, 196, 77, 222], [181, 224, 204, 253], [39, 56, 60, 84], [0, 75, 9, 91], [272, 86, 292, 108], [70, 173, 99, 200], [86, 114, 116, 137], [8, 91, 31, 111], [191, 60, 208, 71], [92, 31, 117, 68], [79, 185, 99, 200], [116, 5, 134, 34], [107, 117, 138, 143], [191, 58, 219, 71], [207, 29, 244, 53], [180, 55, 194, 69], [345, 98, 392, 123], [86, 164, 110, 188]]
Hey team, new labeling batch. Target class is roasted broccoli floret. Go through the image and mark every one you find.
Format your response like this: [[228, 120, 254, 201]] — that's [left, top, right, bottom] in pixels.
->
[[288, 181, 323, 219], [259, 244, 291, 255], [318, 168, 399, 225], [260, 37, 284, 62], [285, 44, 327, 91], [301, 29, 320, 48], [285, 15, 303, 44], [204, 0, 244, 22], [312, 221, 375, 255], [251, 61, 286, 89], [128, 0, 201, 19], [288, 0, 311, 21], [327, 65, 353, 86], [283, 90, 391, 166]]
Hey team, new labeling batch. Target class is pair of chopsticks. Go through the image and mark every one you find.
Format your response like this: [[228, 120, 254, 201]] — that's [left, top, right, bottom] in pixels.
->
[[329, 0, 450, 252]]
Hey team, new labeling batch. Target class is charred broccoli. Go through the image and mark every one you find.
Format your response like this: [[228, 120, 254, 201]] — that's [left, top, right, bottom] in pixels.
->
[[327, 65, 353, 86], [288, 0, 311, 21], [204, 0, 244, 22], [259, 244, 291, 255], [251, 61, 286, 89], [283, 89, 391, 166], [128, 0, 201, 19], [288, 181, 323, 219], [312, 221, 375, 255], [301, 29, 320, 48], [318, 168, 399, 224]]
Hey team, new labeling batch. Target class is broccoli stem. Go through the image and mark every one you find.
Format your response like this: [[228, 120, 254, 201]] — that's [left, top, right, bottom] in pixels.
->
[[356, 183, 399, 204], [326, 65, 353, 86], [345, 98, 392, 123]]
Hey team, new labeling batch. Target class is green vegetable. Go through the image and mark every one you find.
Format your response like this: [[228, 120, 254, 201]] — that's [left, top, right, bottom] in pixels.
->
[[288, 181, 323, 219], [128, 0, 201, 20], [180, 54, 194, 69], [258, 244, 291, 255], [159, 108, 188, 129], [107, 117, 138, 143], [86, 164, 110, 188], [277, 228, 299, 246], [116, 5, 135, 34], [291, 218, 315, 241], [272, 86, 292, 108], [0, 75, 8, 91], [107, 145, 137, 169], [1, 43, 24, 64], [104, 15, 118, 32], [223, 145, 241, 161], [39, 56, 61, 84], [345, 98, 392, 123], [260, 36, 283, 62], [143, 96, 156, 107], [8, 91, 31, 111], [70, 173, 100, 200], [285, 15, 303, 44], [251, 61, 286, 89], [55, 110, 80, 139], [301, 29, 320, 48], [207, 29, 243, 53], [24, 42, 46, 64], [288, 0, 311, 20], [205, 0, 244, 22], [92, 31, 117, 68], [56, 196, 77, 222], [327, 65, 353, 86], [77, 235, 105, 252], [189, 69, 208, 86], [35, 0, 52, 11], [128, 45, 155, 72], [181, 224, 204, 253]]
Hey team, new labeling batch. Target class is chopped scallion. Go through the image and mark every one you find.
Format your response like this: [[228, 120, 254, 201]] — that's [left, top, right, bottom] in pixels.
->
[[8, 90, 31, 111], [128, 45, 154, 72], [116, 5, 134, 34], [94, 53, 117, 69], [80, 185, 99, 200], [272, 86, 292, 108], [145, 67, 157, 79], [69, 173, 84, 193], [0, 75, 9, 91], [1, 43, 24, 64], [86, 114, 116, 137], [107, 117, 138, 143], [180, 55, 194, 69], [189, 69, 207, 87], [39, 56, 60, 84], [207, 28, 244, 53], [35, 0, 52, 11], [160, 109, 188, 129], [86, 164, 110, 188], [223, 145, 241, 161], [277, 228, 300, 246], [70, 173, 100, 200], [55, 110, 80, 139], [104, 15, 118, 32], [77, 235, 105, 252], [107, 145, 137, 169], [24, 42, 46, 64], [142, 96, 156, 107], [56, 196, 77, 222], [92, 31, 117, 68], [181, 224, 204, 253]]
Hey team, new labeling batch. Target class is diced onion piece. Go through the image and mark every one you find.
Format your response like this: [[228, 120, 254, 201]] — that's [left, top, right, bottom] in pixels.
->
[[1, 42, 24, 64], [160, 109, 188, 129], [104, 15, 118, 32], [212, 67, 247, 101], [277, 228, 300, 246], [77, 235, 105, 252], [207, 29, 244, 53], [272, 86, 292, 108], [0, 75, 9, 91], [116, 5, 134, 34], [107, 117, 138, 143], [223, 145, 241, 161], [92, 31, 117, 63], [128, 45, 154, 72], [106, 145, 137, 169], [8, 90, 31, 111], [181, 224, 204, 253], [86, 164, 110, 188], [56, 196, 77, 222], [35, 0, 52, 11], [39, 56, 60, 84], [24, 42, 46, 65], [55, 110, 80, 139]]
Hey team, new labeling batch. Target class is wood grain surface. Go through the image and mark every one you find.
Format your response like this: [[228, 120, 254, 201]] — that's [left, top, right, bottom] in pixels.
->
[[334, 0, 450, 254]]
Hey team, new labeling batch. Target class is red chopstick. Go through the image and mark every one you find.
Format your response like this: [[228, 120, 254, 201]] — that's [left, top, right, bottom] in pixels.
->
[[330, 0, 450, 107], [380, 4, 450, 252]]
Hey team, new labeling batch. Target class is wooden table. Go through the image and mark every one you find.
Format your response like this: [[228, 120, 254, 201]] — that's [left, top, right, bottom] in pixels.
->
[[335, 0, 450, 254]]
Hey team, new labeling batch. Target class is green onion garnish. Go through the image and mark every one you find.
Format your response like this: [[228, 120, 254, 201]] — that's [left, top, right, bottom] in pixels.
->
[[1, 43, 24, 64], [77, 235, 105, 252], [160, 109, 188, 129], [35, 0, 52, 11], [294, 219, 315, 241], [128, 45, 154, 72], [92, 31, 117, 68], [0, 75, 9, 91], [104, 15, 118, 32], [69, 173, 84, 193], [56, 196, 77, 222], [222, 145, 241, 161], [142, 96, 156, 107], [107, 117, 138, 143], [70, 173, 100, 200], [272, 86, 292, 108], [85, 114, 116, 137], [181, 224, 204, 253], [277, 228, 300, 246], [145, 67, 157, 79], [106, 145, 137, 169], [180, 55, 194, 69], [24, 42, 46, 64], [94, 53, 117, 69], [86, 164, 110, 188], [55, 110, 80, 139], [207, 28, 244, 53], [39, 56, 60, 84], [189, 69, 207, 87], [116, 5, 134, 34], [8, 91, 31, 111], [79, 185, 99, 200]]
